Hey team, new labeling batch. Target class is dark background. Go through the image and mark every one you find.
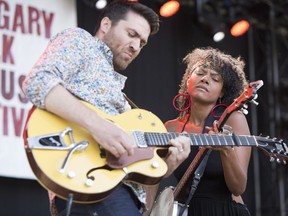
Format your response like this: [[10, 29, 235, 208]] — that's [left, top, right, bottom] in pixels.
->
[[1, 0, 288, 215]]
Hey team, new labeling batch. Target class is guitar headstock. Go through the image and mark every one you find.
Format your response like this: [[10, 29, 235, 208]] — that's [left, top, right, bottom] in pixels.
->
[[230, 80, 264, 114], [256, 135, 288, 164], [217, 80, 264, 129]]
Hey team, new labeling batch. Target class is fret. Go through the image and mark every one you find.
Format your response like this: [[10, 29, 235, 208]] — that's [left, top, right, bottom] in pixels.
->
[[161, 133, 169, 145], [237, 136, 246, 146], [145, 133, 154, 146], [155, 133, 162, 145], [148, 133, 156, 145], [252, 136, 259, 147], [247, 136, 255, 146], [227, 135, 234, 146], [156, 133, 163, 145], [210, 135, 215, 146], [215, 135, 221, 146], [156, 133, 162, 145], [203, 135, 209, 146], [218, 135, 228, 146], [199, 135, 204, 146], [244, 136, 251, 146], [235, 135, 247, 146], [224, 136, 230, 146], [189, 134, 198, 146]]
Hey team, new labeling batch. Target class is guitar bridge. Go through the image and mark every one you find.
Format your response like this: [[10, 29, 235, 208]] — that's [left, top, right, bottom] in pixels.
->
[[27, 127, 77, 150]]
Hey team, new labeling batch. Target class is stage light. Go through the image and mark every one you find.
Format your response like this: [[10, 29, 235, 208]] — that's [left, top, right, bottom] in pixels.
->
[[199, 15, 226, 42], [211, 22, 226, 42], [160, 0, 180, 17], [95, 0, 107, 9], [230, 19, 250, 37], [213, 31, 225, 42], [196, 0, 226, 42]]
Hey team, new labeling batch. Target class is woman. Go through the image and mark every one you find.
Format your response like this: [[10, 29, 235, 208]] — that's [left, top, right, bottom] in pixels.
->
[[165, 47, 251, 215]]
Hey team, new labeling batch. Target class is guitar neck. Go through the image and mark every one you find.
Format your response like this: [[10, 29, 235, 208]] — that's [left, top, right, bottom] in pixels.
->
[[141, 132, 257, 147]]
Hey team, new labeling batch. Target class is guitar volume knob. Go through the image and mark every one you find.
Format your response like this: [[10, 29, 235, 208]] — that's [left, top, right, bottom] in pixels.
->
[[151, 161, 159, 168], [67, 171, 76, 178], [85, 178, 94, 187]]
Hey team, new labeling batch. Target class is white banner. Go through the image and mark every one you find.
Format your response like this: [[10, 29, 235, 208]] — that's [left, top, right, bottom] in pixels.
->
[[0, 0, 77, 179]]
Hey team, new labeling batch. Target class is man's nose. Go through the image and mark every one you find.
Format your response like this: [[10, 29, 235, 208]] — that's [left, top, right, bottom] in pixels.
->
[[129, 39, 141, 51]]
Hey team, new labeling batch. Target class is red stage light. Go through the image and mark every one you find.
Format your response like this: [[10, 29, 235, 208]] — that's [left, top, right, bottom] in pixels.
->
[[230, 20, 250, 37], [160, 0, 180, 17]]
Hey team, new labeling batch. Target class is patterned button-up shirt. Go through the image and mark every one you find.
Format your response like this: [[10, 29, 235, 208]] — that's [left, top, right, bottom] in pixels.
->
[[23, 27, 129, 115], [23, 27, 146, 211]]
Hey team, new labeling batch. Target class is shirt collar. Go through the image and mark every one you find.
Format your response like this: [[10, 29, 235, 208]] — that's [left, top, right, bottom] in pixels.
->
[[94, 37, 127, 88]]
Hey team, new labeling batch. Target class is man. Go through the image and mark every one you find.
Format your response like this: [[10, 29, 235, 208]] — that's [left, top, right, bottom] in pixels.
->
[[23, 0, 190, 215]]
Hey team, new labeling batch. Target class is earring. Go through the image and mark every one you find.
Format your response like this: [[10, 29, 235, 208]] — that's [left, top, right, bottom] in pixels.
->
[[210, 97, 228, 118], [173, 93, 191, 112]]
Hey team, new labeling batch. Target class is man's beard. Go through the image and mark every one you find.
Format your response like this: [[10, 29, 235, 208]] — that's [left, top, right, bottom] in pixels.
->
[[113, 57, 130, 71]]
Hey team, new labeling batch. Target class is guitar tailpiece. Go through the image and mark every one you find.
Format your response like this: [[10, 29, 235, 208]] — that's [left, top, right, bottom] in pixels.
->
[[27, 127, 75, 150]]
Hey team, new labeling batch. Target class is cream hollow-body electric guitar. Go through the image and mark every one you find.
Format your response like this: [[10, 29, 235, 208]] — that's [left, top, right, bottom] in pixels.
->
[[23, 80, 288, 204]]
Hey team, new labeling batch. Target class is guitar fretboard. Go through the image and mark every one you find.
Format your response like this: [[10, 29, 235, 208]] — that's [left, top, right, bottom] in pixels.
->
[[142, 132, 258, 147]]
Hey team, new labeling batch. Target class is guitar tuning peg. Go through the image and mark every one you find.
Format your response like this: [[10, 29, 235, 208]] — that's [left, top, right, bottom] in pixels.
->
[[283, 160, 287, 165], [270, 157, 275, 162], [243, 104, 248, 109], [253, 94, 258, 100], [241, 108, 248, 115], [251, 99, 259, 106], [276, 158, 281, 163]]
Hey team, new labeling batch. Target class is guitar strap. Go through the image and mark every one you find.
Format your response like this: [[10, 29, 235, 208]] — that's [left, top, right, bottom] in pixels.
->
[[179, 149, 212, 215], [123, 93, 139, 109]]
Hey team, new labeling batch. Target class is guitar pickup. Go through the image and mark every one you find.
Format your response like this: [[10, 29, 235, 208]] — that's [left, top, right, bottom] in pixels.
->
[[27, 127, 77, 150]]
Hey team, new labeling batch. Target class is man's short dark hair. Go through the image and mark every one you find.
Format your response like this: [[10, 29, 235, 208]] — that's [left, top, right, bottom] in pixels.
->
[[93, 0, 159, 36]]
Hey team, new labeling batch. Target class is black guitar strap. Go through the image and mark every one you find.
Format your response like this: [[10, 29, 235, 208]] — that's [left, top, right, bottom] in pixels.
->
[[180, 149, 212, 215]]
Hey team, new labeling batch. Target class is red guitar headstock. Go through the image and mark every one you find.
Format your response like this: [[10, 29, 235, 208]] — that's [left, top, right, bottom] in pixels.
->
[[217, 80, 264, 129]]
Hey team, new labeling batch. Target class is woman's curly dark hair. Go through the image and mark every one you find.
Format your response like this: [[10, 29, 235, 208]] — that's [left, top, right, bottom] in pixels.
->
[[177, 47, 248, 116]]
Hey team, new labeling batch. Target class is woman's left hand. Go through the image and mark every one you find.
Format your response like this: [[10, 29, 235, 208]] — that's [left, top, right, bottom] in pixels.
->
[[205, 121, 234, 152]]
